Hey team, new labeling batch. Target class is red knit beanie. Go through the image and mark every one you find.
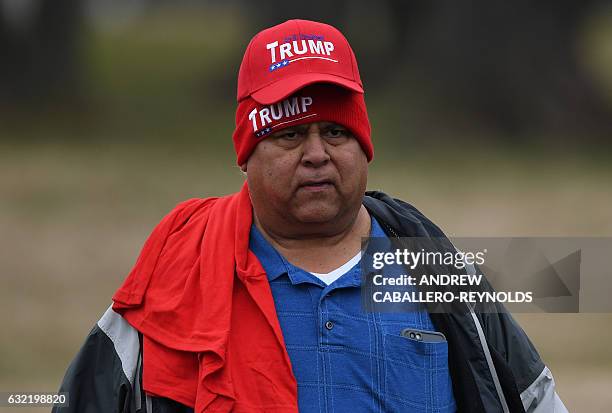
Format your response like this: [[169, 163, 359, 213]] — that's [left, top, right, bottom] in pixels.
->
[[232, 84, 372, 165]]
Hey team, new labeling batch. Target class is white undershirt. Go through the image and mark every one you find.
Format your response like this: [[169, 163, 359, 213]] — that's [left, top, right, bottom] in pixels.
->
[[309, 251, 361, 285]]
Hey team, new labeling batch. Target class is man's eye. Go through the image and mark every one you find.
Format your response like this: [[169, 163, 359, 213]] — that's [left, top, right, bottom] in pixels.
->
[[325, 128, 350, 138], [274, 130, 300, 140]]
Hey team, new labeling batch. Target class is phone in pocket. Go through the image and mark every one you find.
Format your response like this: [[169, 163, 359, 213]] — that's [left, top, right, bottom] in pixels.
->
[[401, 328, 447, 343]]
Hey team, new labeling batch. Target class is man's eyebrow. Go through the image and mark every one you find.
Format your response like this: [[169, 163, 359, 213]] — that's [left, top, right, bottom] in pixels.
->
[[272, 124, 309, 135], [320, 122, 346, 129]]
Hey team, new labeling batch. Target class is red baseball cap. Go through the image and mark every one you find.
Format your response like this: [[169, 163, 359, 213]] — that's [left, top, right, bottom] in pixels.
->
[[237, 19, 364, 104]]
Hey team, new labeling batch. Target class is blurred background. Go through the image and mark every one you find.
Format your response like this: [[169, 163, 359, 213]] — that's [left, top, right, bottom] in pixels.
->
[[1, 0, 611, 412]]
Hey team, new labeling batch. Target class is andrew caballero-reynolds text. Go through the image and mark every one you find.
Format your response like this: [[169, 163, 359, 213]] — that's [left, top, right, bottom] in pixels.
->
[[368, 248, 533, 304]]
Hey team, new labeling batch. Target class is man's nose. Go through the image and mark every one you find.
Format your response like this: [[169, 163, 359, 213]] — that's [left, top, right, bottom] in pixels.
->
[[301, 130, 331, 167]]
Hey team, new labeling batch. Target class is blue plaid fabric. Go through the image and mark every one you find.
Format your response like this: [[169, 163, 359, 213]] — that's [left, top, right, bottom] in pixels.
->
[[249, 215, 456, 412]]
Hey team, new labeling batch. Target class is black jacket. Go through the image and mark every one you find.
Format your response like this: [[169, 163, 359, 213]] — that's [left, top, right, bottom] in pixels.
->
[[53, 191, 567, 413]]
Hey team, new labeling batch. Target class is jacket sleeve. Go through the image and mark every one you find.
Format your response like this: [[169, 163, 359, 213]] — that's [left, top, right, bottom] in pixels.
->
[[52, 305, 144, 413], [479, 309, 569, 413], [519, 365, 568, 412]]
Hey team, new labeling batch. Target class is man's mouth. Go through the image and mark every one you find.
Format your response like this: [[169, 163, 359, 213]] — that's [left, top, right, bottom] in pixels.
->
[[299, 179, 334, 191]]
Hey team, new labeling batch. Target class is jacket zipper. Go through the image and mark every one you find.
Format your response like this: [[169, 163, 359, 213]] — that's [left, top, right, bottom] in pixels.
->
[[382, 222, 400, 239]]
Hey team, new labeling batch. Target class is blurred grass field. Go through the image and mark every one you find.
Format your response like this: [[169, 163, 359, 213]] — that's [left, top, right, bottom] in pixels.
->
[[1, 6, 612, 412]]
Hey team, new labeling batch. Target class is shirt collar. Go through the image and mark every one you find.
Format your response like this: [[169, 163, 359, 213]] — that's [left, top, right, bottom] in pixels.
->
[[249, 214, 387, 283], [249, 224, 288, 281]]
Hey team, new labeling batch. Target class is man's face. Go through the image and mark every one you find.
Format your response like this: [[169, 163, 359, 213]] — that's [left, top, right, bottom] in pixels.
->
[[244, 121, 368, 228]]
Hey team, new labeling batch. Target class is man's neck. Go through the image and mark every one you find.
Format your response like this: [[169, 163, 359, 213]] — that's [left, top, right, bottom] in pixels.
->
[[254, 205, 371, 274]]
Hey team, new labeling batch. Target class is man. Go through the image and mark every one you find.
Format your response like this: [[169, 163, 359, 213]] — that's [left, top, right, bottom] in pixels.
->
[[54, 20, 567, 413]]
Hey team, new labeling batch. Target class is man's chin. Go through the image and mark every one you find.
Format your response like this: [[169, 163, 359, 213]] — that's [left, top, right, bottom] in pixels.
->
[[291, 203, 341, 225]]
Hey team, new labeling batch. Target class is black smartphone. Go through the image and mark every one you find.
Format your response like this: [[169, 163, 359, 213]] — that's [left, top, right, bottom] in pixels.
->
[[401, 328, 447, 343]]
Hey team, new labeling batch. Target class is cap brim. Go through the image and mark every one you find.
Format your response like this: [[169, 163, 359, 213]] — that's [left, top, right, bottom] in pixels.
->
[[251, 73, 364, 104]]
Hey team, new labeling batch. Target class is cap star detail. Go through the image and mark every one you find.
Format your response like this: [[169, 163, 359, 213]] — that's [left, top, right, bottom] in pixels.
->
[[255, 127, 272, 138], [269, 60, 290, 72]]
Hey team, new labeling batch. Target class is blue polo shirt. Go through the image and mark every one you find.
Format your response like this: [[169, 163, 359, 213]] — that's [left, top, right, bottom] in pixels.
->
[[249, 215, 456, 413]]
